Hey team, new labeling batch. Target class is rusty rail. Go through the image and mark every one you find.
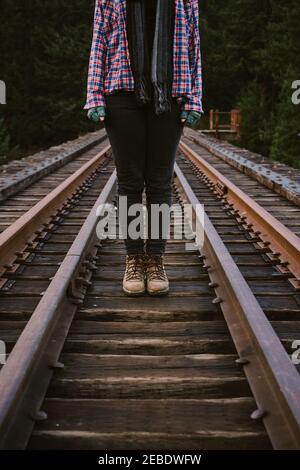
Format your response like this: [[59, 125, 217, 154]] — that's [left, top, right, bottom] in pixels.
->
[[188, 131, 300, 208], [0, 170, 117, 449], [1, 134, 300, 449], [179, 140, 300, 289], [174, 162, 300, 449]]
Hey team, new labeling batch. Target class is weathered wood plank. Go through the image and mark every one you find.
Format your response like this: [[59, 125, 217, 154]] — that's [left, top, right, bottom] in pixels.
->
[[94, 266, 209, 281], [63, 336, 234, 355], [69, 320, 229, 335], [49, 376, 249, 399], [29, 429, 271, 450], [88, 281, 212, 297], [57, 353, 241, 377], [29, 398, 268, 442], [81, 297, 220, 314]]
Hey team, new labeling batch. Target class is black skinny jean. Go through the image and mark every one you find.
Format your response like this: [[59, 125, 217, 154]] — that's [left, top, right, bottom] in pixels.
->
[[104, 91, 184, 255]]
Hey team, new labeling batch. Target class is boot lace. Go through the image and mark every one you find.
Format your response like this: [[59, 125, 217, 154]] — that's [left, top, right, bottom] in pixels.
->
[[146, 255, 167, 281], [125, 255, 145, 281]]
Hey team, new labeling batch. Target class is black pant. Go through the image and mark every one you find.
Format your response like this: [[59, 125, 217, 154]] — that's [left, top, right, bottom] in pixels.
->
[[104, 91, 184, 254]]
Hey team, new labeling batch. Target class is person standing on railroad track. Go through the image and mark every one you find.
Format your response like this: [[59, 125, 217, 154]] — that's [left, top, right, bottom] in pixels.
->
[[84, 0, 203, 296]]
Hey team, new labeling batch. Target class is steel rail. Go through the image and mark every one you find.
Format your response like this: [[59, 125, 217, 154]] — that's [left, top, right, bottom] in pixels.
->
[[0, 145, 111, 281], [174, 162, 300, 449], [0, 170, 117, 449], [179, 140, 300, 289], [188, 132, 300, 208]]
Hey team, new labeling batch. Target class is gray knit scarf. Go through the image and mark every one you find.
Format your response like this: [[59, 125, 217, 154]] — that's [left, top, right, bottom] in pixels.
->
[[126, 0, 175, 114]]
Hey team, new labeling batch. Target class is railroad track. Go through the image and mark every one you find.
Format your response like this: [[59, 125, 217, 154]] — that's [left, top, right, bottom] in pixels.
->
[[0, 133, 299, 450], [0, 130, 108, 234]]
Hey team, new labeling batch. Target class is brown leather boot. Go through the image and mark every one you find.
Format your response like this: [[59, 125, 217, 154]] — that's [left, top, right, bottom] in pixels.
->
[[145, 254, 169, 296], [123, 254, 146, 296]]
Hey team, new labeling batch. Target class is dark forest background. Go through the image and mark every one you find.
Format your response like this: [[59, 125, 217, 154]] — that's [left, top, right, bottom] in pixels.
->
[[0, 0, 299, 166]]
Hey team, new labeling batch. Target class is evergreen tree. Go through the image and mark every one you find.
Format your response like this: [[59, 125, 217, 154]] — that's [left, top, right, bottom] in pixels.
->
[[270, 69, 300, 167], [200, 0, 299, 166], [0, 118, 10, 165], [0, 1, 299, 167], [0, 0, 96, 156]]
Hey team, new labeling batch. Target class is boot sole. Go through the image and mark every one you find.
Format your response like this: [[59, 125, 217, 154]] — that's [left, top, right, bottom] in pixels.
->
[[123, 287, 146, 297], [147, 288, 169, 296]]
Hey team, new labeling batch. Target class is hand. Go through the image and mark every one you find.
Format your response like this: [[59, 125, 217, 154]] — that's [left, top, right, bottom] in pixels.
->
[[180, 110, 202, 128], [87, 106, 106, 123]]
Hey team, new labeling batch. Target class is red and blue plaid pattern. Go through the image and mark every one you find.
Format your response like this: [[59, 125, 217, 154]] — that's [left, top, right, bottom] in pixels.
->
[[84, 0, 203, 113]]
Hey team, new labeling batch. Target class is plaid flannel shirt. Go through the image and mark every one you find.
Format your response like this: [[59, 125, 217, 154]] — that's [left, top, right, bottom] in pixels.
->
[[84, 0, 203, 113]]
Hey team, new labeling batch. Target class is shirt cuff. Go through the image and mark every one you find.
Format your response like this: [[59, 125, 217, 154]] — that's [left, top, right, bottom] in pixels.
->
[[183, 97, 203, 114], [84, 94, 106, 110]]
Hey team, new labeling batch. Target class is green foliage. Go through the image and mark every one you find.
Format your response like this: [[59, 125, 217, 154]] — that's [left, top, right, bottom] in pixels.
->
[[0, 118, 11, 164], [200, 0, 300, 166], [0, 0, 97, 158], [270, 70, 300, 168], [238, 82, 274, 156]]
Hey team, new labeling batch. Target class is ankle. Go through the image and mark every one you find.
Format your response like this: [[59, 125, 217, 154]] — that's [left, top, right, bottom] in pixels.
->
[[127, 253, 145, 257]]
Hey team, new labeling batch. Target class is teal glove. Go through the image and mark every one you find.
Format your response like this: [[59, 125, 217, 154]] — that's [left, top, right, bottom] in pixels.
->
[[87, 106, 106, 123], [180, 110, 202, 129]]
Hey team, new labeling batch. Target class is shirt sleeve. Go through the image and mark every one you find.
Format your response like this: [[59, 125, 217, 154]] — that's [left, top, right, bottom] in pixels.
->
[[183, 0, 203, 113], [84, 1, 108, 110]]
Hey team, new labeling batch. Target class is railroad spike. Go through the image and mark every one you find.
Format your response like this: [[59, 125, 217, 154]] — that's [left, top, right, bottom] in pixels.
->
[[51, 361, 65, 370], [15, 251, 25, 257], [280, 261, 289, 267], [209, 282, 219, 288], [3, 264, 14, 271], [212, 297, 223, 304], [235, 358, 250, 367], [31, 410, 48, 422], [76, 277, 92, 287], [251, 409, 267, 421], [70, 296, 84, 305]]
